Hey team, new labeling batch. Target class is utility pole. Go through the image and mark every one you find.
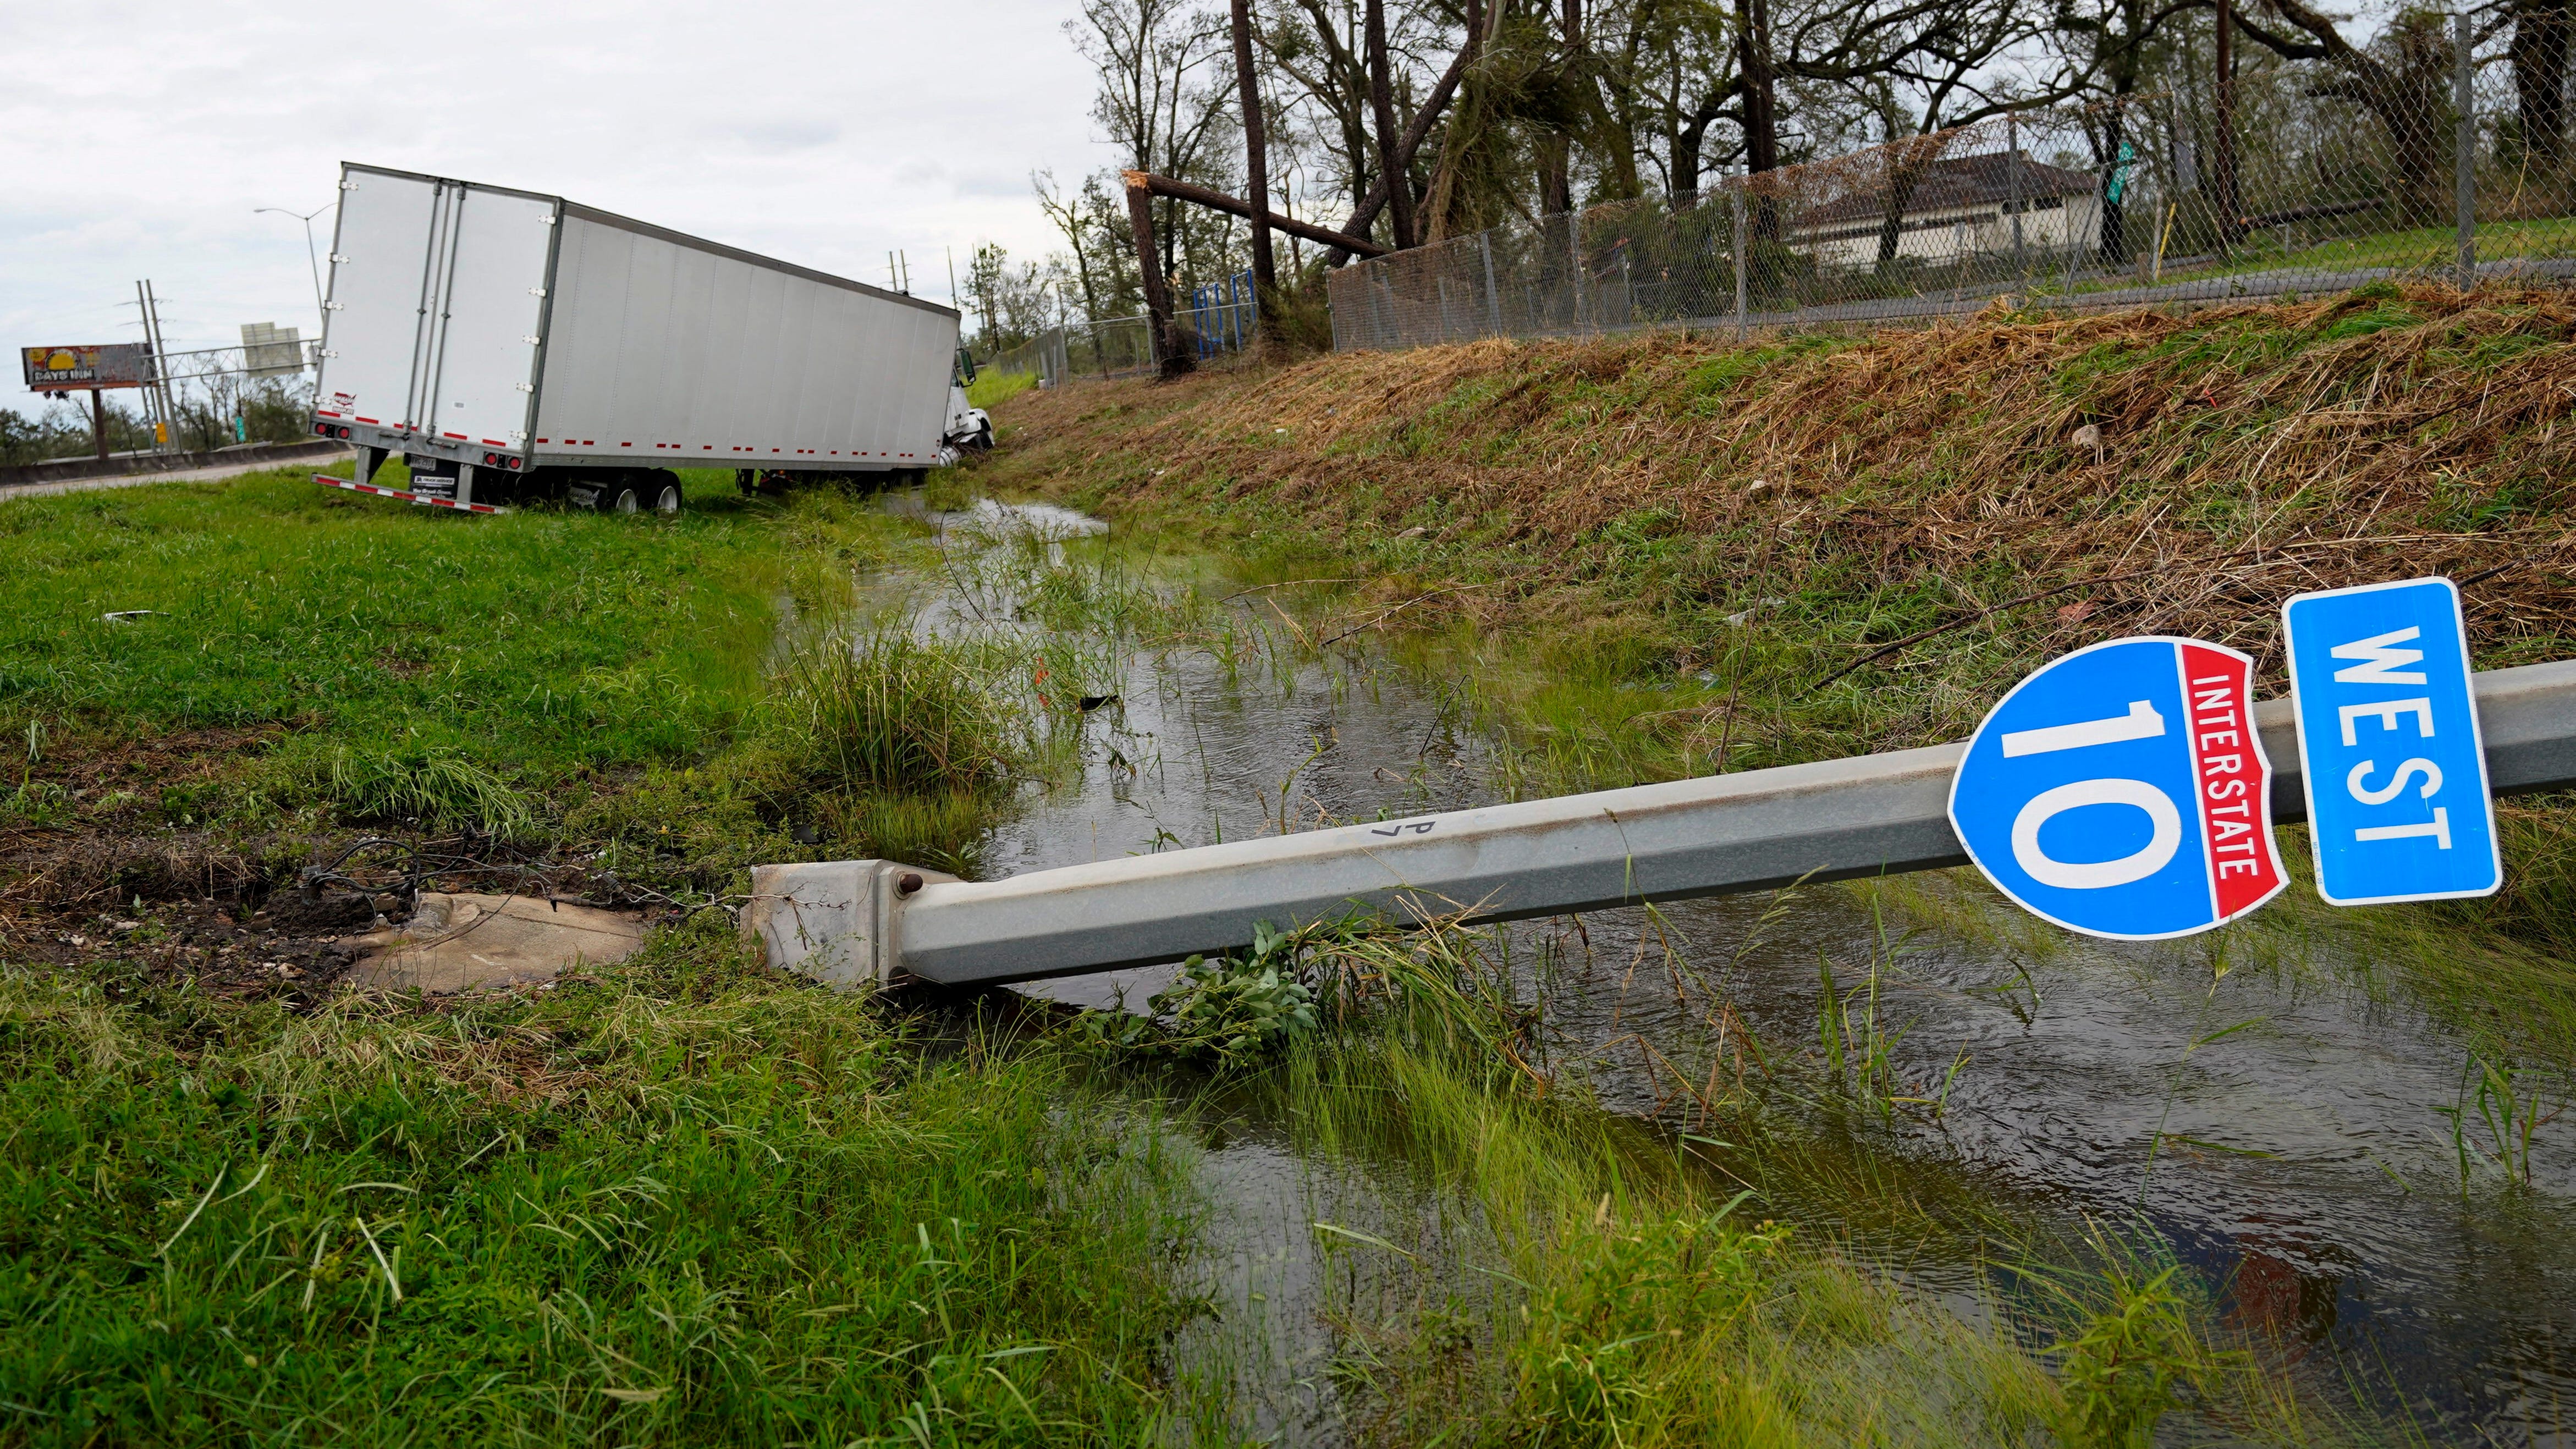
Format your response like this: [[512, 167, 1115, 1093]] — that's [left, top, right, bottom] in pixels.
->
[[146, 280, 178, 452], [131, 280, 177, 453]]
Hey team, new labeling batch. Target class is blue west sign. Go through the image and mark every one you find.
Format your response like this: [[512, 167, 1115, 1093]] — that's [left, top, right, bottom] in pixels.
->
[[1950, 637, 2288, 940], [2281, 577, 2500, 906]]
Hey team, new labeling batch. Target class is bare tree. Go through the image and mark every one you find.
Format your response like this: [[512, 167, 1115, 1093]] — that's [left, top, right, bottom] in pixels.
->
[[1069, 0, 1243, 285]]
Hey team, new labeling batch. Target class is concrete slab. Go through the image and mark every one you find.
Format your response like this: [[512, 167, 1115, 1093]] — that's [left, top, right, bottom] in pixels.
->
[[346, 892, 645, 994]]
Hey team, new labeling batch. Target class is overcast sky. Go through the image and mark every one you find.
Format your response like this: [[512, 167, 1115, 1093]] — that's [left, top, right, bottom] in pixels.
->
[[1, 0, 1110, 411]]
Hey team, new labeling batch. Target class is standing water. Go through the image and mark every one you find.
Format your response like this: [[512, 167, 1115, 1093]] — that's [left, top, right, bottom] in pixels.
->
[[867, 494, 2574, 1444]]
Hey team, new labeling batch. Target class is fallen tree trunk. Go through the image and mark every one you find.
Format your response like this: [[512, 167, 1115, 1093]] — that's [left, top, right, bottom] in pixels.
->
[[1121, 171, 1390, 258], [1122, 180, 1193, 379]]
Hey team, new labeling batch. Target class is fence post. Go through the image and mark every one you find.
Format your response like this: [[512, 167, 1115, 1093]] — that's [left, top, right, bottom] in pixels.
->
[[1731, 185, 1748, 339], [2456, 9, 2477, 289], [1479, 230, 1501, 335], [2007, 118, 2026, 276], [1568, 213, 1584, 329], [2065, 175, 2094, 299]]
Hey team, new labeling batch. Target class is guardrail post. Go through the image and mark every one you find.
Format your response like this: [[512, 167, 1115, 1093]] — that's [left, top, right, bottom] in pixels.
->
[[2456, 8, 2478, 288]]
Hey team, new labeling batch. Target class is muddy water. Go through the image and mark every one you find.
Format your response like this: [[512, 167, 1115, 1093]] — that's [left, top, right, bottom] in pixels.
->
[[877, 498, 2576, 1444]]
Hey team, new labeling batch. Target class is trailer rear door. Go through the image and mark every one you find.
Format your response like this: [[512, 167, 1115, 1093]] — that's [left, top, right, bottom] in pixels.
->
[[317, 167, 441, 428], [426, 188, 556, 449], [314, 164, 554, 448]]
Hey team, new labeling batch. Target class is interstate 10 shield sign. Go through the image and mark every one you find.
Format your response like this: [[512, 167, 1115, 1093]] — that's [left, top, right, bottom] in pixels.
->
[[1948, 637, 2288, 940]]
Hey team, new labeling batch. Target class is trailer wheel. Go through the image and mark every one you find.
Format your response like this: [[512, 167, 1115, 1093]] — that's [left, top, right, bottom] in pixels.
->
[[647, 471, 683, 514], [596, 480, 640, 514]]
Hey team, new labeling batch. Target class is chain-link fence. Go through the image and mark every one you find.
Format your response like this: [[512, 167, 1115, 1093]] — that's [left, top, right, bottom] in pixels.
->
[[981, 275, 1260, 385], [979, 314, 1160, 387], [1331, 38, 2576, 350]]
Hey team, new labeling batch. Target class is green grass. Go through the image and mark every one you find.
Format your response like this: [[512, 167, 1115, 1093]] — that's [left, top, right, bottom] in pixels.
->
[[967, 371, 1040, 412], [2039, 214, 2576, 300], [0, 466, 951, 847], [0, 917, 1205, 1444], [0, 467, 780, 762]]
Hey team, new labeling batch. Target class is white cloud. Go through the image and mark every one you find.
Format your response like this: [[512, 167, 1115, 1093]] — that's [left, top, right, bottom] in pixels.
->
[[1, 0, 1114, 412]]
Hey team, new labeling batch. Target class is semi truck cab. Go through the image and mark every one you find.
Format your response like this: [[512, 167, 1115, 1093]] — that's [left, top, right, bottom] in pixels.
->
[[944, 346, 992, 456]]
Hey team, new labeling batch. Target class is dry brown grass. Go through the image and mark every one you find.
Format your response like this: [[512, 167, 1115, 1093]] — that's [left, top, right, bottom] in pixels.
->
[[988, 284, 2576, 675]]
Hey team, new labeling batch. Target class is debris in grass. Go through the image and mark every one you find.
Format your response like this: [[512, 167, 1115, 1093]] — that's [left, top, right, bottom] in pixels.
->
[[344, 891, 644, 994]]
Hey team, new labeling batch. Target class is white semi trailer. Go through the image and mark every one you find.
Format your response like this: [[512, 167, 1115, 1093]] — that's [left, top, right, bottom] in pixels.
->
[[307, 162, 988, 514]]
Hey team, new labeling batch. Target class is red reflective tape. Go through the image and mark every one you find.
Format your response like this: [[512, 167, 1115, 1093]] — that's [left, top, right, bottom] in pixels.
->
[[354, 416, 378, 424], [442, 432, 466, 440], [619, 442, 631, 447], [536, 438, 549, 443], [316, 410, 342, 418], [482, 438, 507, 447], [582, 440, 595, 445], [313, 474, 506, 514]]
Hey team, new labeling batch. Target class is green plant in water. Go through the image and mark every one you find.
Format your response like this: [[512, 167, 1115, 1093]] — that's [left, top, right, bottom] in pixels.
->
[[2043, 1257, 2197, 1449], [2438, 1051, 2563, 1192], [1089, 919, 1319, 1065], [1811, 905, 1964, 1121], [1515, 1204, 1788, 1446]]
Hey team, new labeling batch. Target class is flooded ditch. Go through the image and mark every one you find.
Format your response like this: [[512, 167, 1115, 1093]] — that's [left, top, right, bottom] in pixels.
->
[[863, 492, 2575, 1444]]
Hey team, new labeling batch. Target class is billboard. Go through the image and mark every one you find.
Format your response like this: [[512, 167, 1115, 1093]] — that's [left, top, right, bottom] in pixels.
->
[[22, 343, 153, 390], [240, 322, 305, 379]]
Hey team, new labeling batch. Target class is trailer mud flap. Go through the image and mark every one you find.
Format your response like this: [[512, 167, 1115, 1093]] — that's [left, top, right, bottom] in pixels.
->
[[407, 454, 461, 505], [313, 473, 508, 515]]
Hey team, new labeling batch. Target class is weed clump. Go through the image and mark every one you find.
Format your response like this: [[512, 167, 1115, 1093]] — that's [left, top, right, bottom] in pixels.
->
[[1087, 921, 1320, 1065], [760, 627, 1021, 797], [1512, 1209, 1795, 1441], [267, 739, 540, 841]]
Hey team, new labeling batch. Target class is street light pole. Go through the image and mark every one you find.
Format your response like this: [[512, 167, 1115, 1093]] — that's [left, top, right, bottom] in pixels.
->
[[254, 203, 333, 331]]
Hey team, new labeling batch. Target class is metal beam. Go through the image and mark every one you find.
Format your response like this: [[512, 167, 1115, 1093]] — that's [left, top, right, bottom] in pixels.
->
[[751, 659, 2576, 989]]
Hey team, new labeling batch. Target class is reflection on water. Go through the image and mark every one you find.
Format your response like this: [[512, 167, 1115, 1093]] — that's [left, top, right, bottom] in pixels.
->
[[876, 496, 2576, 1444]]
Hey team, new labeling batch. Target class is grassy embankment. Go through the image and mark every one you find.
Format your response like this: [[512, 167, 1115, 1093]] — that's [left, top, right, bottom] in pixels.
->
[[0, 458, 2376, 1443], [976, 282, 2576, 1069]]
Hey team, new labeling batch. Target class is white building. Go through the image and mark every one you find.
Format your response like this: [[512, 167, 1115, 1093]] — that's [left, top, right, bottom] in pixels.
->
[[1791, 150, 2102, 272]]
